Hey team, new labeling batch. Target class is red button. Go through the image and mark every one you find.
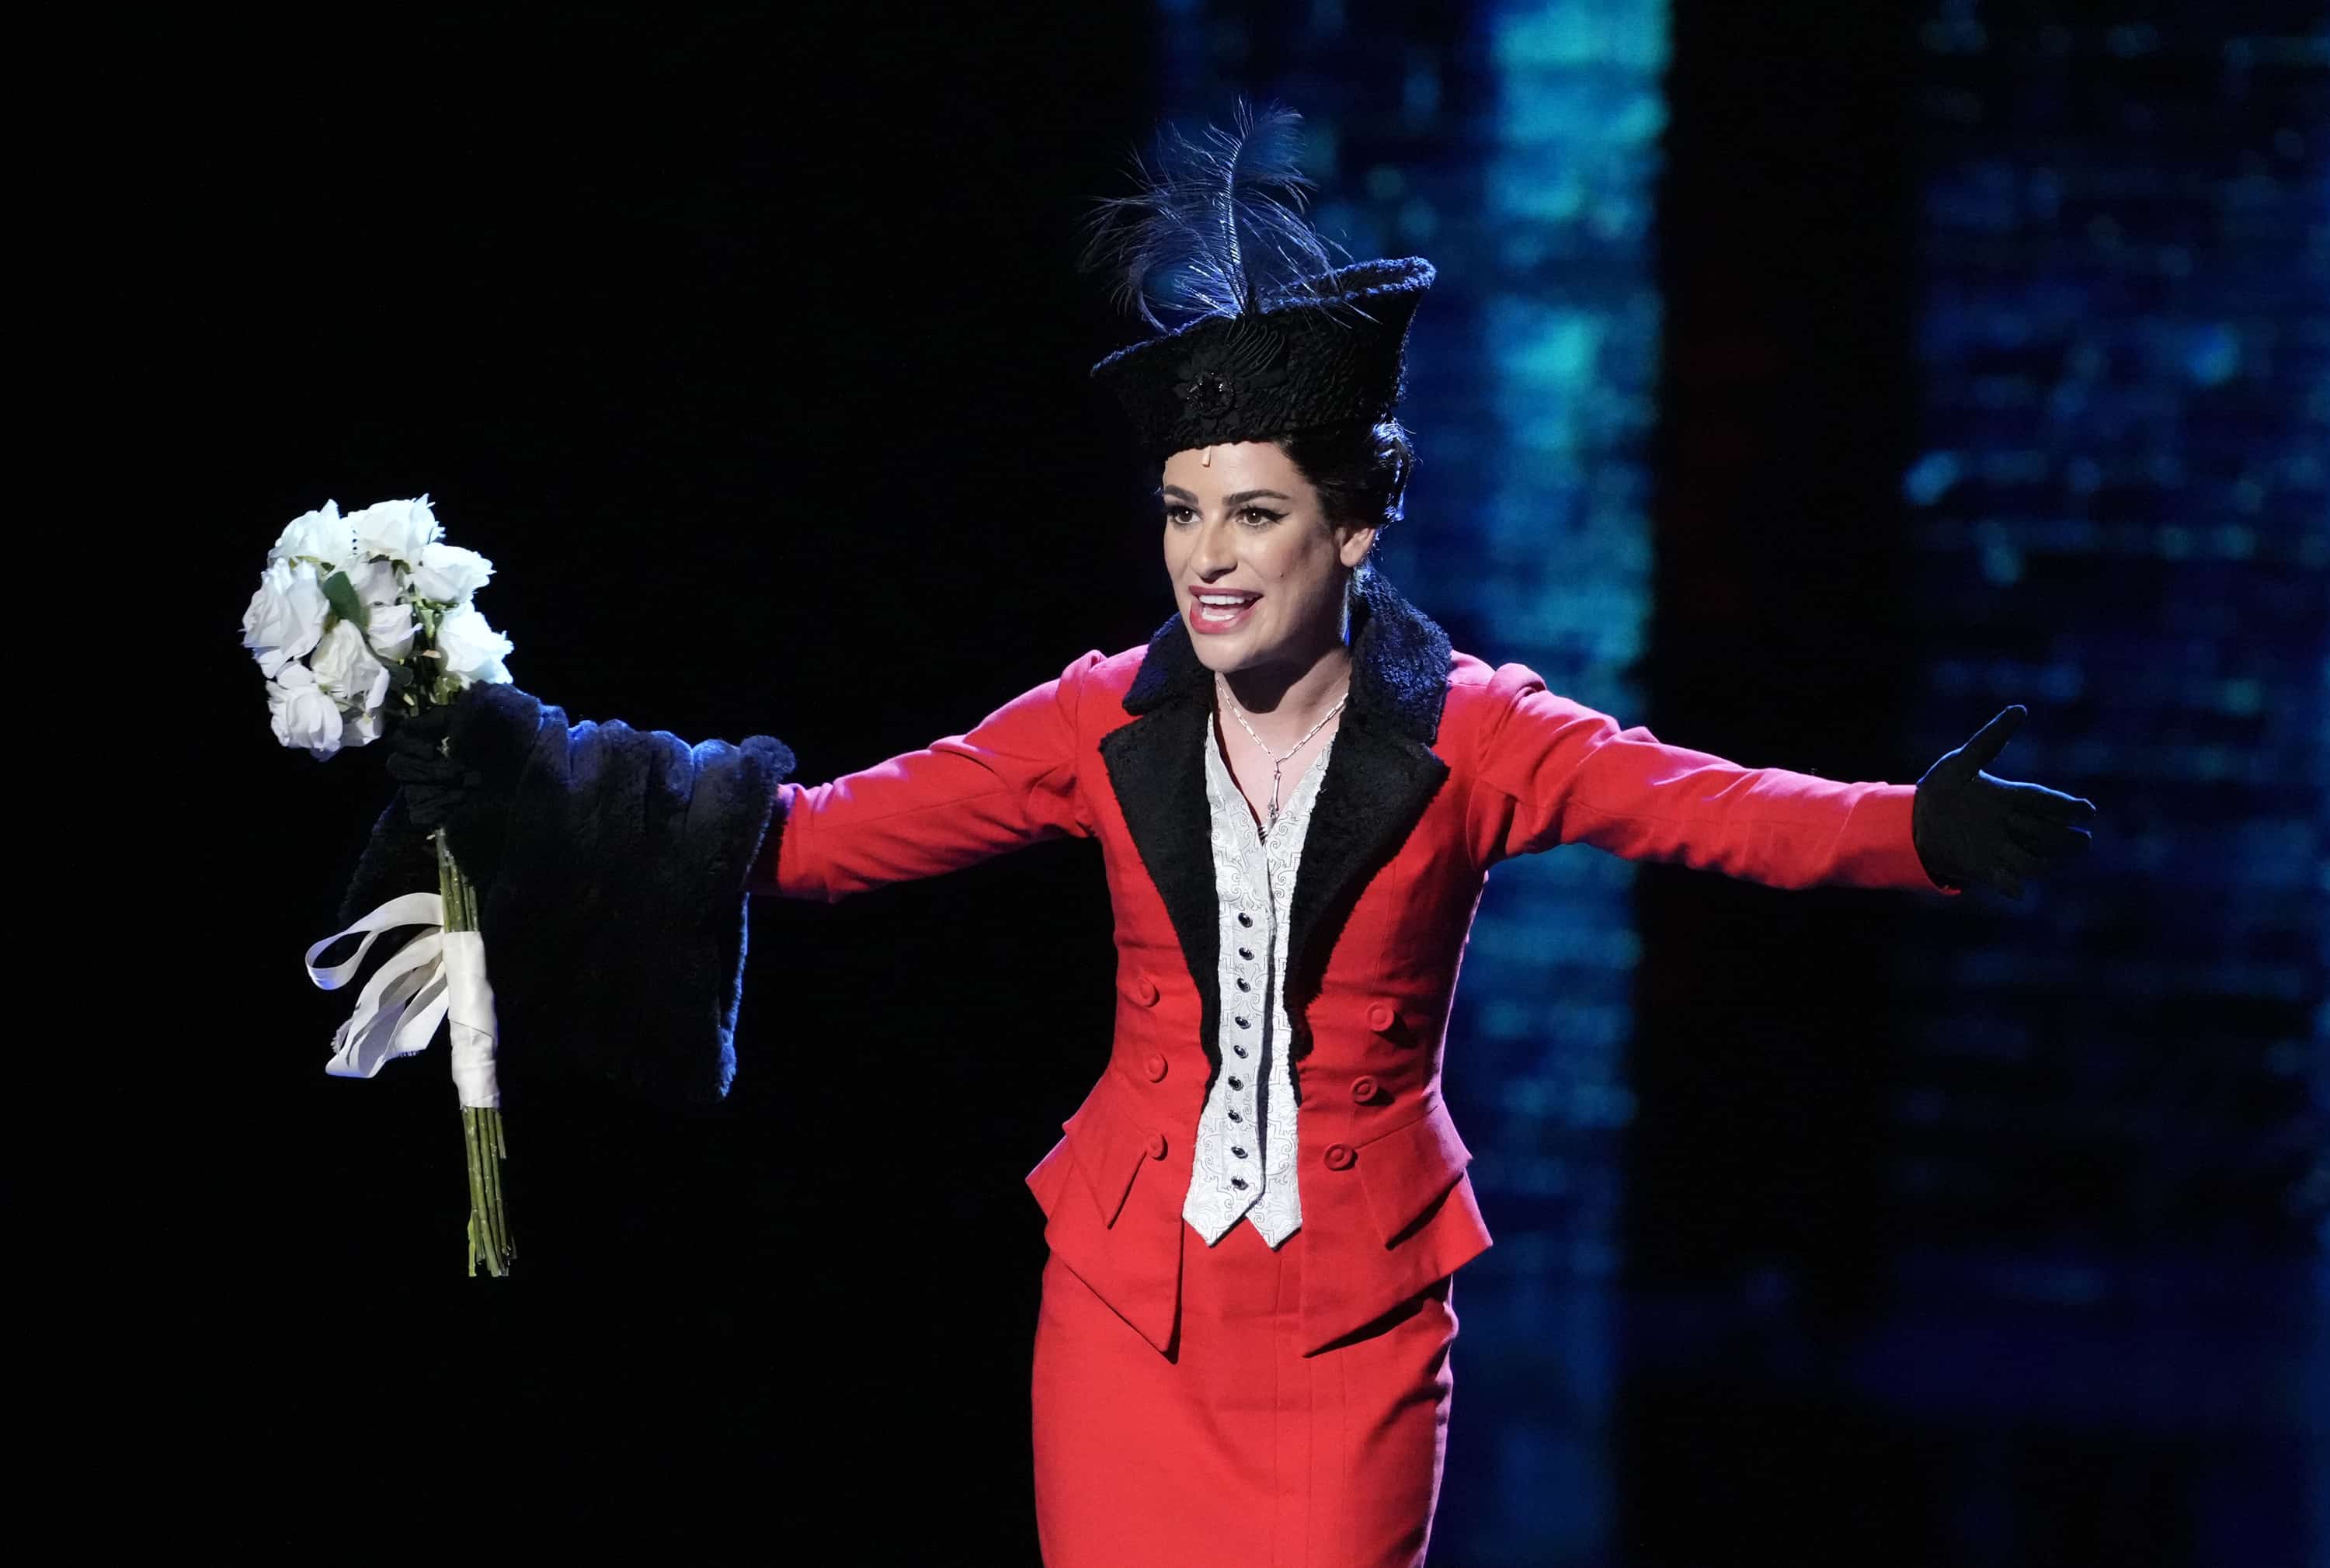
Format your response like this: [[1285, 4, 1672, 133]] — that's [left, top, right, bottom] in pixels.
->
[[1323, 1143, 1355, 1171], [1366, 1001, 1396, 1032], [1145, 1132, 1168, 1160], [1350, 1076, 1379, 1104], [1143, 1053, 1168, 1083], [1133, 975, 1160, 1007]]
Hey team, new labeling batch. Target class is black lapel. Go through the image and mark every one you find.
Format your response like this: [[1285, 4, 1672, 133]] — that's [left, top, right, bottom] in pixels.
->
[[1100, 569, 1454, 1100], [1281, 570, 1452, 1098], [1100, 613, 1224, 1085]]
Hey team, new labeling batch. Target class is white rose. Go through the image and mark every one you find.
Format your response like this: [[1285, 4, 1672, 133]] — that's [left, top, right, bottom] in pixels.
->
[[343, 708, 385, 748], [410, 541, 495, 604], [367, 600, 417, 661], [311, 618, 391, 713], [435, 603, 513, 684], [269, 501, 353, 568], [267, 662, 345, 758], [347, 495, 442, 565], [341, 556, 404, 607], [241, 558, 329, 678]]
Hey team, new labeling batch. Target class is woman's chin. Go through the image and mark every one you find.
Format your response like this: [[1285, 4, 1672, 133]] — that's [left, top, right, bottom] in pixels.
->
[[1188, 628, 1259, 671]]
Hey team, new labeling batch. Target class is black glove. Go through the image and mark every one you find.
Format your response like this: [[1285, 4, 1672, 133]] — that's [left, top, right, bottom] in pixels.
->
[[1912, 705, 2096, 898], [381, 685, 540, 895], [384, 701, 468, 829]]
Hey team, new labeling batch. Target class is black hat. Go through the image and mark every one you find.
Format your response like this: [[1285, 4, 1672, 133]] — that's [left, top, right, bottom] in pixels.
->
[[1084, 104, 1435, 461]]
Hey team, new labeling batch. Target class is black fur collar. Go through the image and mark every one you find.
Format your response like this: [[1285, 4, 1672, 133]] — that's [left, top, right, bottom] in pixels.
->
[[1101, 569, 1454, 1100]]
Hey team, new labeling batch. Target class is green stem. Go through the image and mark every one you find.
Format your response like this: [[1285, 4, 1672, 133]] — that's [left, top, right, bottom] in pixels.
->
[[478, 1104, 512, 1261], [463, 1116, 490, 1278]]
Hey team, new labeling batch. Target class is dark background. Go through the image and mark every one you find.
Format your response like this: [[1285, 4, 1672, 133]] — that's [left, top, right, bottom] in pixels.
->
[[125, 5, 2321, 1563], [145, 7, 1162, 1553]]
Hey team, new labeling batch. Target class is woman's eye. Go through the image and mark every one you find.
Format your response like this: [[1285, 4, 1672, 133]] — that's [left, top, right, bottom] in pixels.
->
[[1162, 504, 1282, 527]]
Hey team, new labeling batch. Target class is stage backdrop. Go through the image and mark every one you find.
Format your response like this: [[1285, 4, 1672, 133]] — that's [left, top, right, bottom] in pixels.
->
[[1154, 3, 2325, 1566]]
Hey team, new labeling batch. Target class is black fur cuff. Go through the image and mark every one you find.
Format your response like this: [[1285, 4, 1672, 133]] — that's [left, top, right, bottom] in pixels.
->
[[335, 695, 796, 1109]]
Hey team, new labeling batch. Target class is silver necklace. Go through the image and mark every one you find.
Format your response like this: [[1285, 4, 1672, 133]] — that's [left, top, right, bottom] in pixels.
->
[[1218, 673, 1349, 836]]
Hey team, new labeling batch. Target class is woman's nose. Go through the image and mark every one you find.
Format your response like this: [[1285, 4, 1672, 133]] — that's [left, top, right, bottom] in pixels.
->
[[1191, 515, 1237, 574]]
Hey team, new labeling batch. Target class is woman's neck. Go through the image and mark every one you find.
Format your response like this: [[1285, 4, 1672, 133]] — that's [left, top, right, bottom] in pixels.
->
[[1217, 637, 1355, 745]]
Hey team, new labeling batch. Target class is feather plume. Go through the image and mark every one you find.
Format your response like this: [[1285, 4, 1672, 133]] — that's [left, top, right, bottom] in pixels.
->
[[1082, 99, 1348, 331]]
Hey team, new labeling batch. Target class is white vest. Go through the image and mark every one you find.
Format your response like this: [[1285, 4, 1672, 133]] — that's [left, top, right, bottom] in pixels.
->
[[1180, 717, 1335, 1247]]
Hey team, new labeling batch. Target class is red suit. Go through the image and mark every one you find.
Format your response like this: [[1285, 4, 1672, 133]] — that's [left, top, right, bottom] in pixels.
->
[[752, 577, 1953, 1565]]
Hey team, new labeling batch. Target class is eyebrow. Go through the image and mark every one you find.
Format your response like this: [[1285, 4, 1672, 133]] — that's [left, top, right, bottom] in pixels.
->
[[1158, 486, 1295, 506]]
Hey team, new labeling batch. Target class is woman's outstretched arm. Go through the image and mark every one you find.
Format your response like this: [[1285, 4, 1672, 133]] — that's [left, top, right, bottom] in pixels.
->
[[341, 650, 1106, 1105], [1466, 661, 2092, 895]]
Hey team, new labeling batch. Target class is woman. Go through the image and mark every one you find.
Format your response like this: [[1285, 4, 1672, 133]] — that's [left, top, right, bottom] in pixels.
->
[[382, 106, 2095, 1566]]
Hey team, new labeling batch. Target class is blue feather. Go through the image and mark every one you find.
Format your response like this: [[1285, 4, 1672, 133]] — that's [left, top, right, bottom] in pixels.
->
[[1083, 99, 1348, 332]]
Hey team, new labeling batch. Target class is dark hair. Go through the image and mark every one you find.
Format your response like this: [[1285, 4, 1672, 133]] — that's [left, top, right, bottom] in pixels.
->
[[1276, 417, 1416, 551]]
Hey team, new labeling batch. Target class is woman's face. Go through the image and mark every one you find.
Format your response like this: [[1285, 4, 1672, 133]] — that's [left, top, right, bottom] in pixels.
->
[[1160, 440, 1375, 677]]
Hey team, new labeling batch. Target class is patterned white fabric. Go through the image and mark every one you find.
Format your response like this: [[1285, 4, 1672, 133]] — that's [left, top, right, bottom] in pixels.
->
[[1181, 714, 1335, 1246]]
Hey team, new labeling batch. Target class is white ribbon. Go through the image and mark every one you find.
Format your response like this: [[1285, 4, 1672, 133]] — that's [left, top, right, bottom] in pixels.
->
[[306, 892, 500, 1109]]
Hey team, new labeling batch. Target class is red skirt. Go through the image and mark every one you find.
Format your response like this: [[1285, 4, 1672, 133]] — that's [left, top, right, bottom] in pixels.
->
[[1030, 1220, 1458, 1568]]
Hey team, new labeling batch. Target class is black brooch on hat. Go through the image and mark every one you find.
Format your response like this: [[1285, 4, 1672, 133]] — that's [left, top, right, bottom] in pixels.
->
[[1083, 102, 1435, 461]]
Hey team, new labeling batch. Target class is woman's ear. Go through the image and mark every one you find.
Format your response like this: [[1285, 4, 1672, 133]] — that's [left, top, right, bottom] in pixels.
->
[[1337, 523, 1378, 569]]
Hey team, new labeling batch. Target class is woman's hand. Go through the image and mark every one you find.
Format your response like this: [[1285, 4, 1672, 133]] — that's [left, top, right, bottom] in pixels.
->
[[384, 686, 534, 896], [384, 700, 474, 831], [1912, 705, 2096, 898]]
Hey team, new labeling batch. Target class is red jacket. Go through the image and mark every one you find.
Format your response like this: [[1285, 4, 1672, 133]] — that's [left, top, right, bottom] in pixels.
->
[[752, 574, 1953, 1354]]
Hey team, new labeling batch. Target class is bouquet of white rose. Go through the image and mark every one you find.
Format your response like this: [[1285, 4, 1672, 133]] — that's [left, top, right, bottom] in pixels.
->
[[245, 495, 520, 1276]]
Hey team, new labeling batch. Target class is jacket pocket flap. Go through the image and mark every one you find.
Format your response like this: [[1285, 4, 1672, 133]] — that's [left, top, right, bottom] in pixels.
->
[[1062, 1084, 1145, 1229], [1355, 1101, 1473, 1246]]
